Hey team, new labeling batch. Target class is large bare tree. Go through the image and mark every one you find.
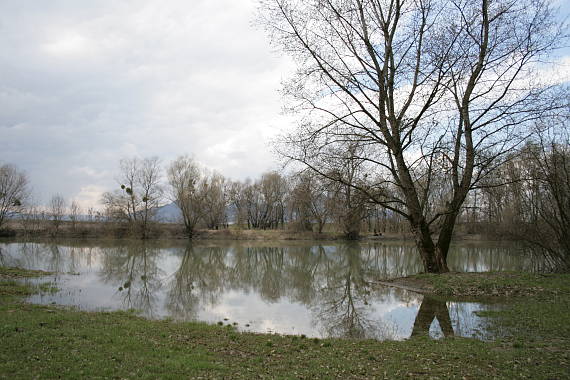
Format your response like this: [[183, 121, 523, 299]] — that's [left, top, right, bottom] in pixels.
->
[[260, 0, 567, 272]]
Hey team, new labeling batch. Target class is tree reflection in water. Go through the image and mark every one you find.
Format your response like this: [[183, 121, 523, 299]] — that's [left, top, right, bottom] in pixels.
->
[[96, 242, 491, 339], [165, 244, 227, 320], [166, 245, 200, 320], [1, 240, 515, 340], [163, 242, 412, 339], [311, 243, 400, 339], [411, 297, 454, 338], [99, 242, 164, 318]]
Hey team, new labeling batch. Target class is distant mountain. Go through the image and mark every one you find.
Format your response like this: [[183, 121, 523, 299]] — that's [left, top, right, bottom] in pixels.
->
[[153, 202, 237, 224], [153, 202, 183, 223]]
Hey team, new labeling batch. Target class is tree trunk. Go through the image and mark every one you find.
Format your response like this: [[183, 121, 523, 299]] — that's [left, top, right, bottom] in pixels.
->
[[434, 210, 461, 271], [316, 219, 324, 234], [184, 222, 194, 239], [412, 221, 449, 273]]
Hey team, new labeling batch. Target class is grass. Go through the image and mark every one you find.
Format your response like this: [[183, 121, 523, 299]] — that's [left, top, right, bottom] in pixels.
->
[[0, 269, 569, 379], [0, 267, 57, 298], [0, 266, 55, 279], [391, 271, 570, 297]]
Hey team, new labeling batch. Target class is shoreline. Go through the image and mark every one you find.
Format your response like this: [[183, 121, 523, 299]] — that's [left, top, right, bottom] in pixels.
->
[[1, 266, 568, 379], [375, 271, 569, 297], [1, 220, 511, 243]]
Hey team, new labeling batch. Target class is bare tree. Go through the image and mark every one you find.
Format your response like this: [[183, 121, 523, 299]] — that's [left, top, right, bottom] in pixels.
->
[[101, 157, 163, 238], [49, 194, 66, 236], [241, 172, 288, 230], [202, 172, 228, 230], [452, 114, 570, 272], [0, 163, 29, 230], [290, 173, 317, 231], [326, 145, 369, 238], [18, 197, 42, 235], [119, 158, 140, 223], [511, 124, 570, 271], [259, 172, 288, 229], [260, 0, 567, 272], [137, 157, 163, 238], [242, 179, 263, 229], [69, 200, 82, 231], [102, 159, 139, 224], [167, 155, 206, 238], [87, 207, 95, 222], [228, 180, 248, 228]]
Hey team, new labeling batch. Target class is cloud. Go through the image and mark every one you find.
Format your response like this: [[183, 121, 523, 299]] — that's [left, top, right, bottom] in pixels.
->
[[539, 55, 570, 85], [0, 0, 295, 207], [3, 0, 565, 208], [74, 185, 109, 211]]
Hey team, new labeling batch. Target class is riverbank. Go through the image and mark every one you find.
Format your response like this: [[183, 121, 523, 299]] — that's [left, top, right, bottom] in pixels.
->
[[1, 220, 383, 240], [1, 267, 568, 379], [2, 219, 505, 242]]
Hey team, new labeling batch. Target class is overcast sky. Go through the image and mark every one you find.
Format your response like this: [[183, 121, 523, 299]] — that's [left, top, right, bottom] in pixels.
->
[[1, 0, 297, 209], [1, 0, 569, 210]]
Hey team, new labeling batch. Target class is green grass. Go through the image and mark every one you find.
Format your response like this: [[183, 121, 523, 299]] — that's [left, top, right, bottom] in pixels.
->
[[0, 279, 36, 297], [0, 266, 55, 278], [0, 271, 569, 379], [409, 272, 570, 297], [0, 266, 58, 299], [0, 304, 220, 379]]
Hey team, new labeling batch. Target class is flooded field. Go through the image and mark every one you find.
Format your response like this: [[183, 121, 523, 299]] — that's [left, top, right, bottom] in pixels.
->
[[0, 239, 539, 340]]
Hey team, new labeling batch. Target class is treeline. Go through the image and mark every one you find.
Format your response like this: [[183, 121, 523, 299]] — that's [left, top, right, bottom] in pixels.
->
[[94, 135, 570, 270], [100, 136, 569, 260], [1, 136, 569, 270], [460, 140, 570, 270], [99, 156, 401, 239]]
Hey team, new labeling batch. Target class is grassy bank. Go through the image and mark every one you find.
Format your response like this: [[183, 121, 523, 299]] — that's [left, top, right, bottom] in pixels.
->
[[1, 268, 569, 379], [384, 271, 570, 297]]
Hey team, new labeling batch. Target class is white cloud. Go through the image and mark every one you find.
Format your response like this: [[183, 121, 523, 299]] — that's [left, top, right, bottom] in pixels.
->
[[6, 0, 562, 209], [74, 185, 108, 211], [0, 0, 295, 207], [42, 31, 89, 57], [539, 55, 570, 85]]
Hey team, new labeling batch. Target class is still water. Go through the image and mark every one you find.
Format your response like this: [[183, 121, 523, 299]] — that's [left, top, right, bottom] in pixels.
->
[[0, 239, 537, 341]]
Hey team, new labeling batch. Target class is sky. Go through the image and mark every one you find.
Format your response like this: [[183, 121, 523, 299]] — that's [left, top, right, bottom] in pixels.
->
[[0, 0, 295, 209], [1, 0, 569, 210]]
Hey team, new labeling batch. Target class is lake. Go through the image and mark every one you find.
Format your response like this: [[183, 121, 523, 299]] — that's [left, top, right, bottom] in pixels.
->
[[0, 239, 539, 341]]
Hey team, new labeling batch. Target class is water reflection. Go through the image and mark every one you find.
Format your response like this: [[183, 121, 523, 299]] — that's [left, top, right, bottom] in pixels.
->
[[411, 297, 454, 338], [0, 239, 529, 340], [99, 243, 164, 318]]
